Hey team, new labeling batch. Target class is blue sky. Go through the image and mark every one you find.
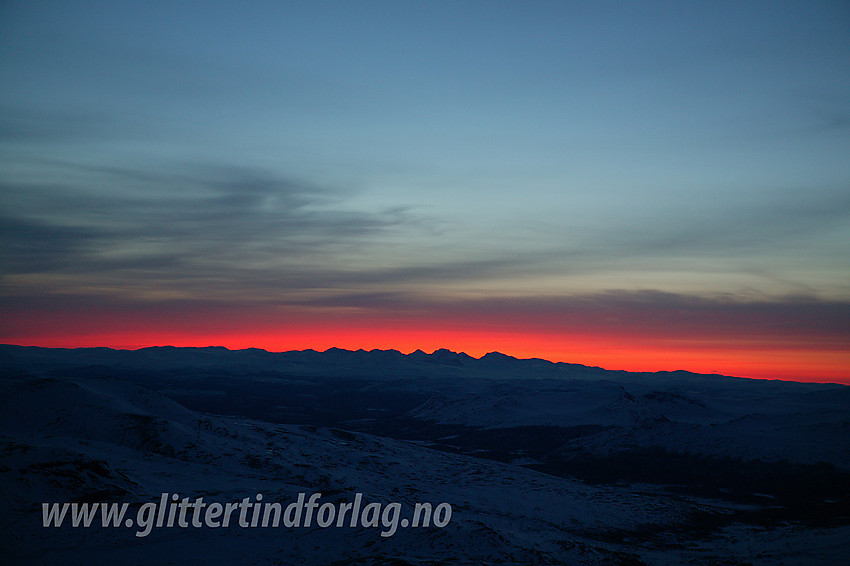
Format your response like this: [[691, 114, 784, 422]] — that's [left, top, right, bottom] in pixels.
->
[[2, 1, 849, 379]]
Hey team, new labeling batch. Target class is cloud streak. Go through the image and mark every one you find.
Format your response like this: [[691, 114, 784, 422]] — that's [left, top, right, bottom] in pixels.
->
[[3, 154, 849, 308], [1, 162, 429, 298]]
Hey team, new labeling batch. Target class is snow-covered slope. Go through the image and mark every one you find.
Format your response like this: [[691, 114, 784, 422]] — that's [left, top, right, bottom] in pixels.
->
[[0, 370, 700, 565], [1, 345, 849, 564]]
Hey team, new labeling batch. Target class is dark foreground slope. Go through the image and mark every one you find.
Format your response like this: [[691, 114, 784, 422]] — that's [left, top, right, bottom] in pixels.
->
[[1, 344, 849, 565]]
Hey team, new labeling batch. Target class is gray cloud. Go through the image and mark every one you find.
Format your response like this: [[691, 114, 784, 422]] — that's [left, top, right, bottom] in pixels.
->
[[0, 163, 424, 293], [2, 153, 849, 309], [436, 290, 850, 345], [0, 215, 106, 273], [0, 158, 591, 303]]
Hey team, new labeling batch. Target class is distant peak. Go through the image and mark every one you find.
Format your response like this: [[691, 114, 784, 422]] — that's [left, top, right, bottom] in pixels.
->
[[481, 351, 514, 360]]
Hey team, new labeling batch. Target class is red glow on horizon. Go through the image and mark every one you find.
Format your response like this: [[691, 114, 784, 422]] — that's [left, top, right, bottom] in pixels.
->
[[4, 324, 848, 385], [4, 298, 848, 385]]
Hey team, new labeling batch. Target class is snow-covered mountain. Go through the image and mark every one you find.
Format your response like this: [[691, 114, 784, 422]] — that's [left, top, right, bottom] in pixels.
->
[[1, 345, 848, 564]]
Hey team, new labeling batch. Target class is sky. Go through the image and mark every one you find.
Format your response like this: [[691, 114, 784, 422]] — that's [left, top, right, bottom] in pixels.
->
[[1, 1, 849, 382]]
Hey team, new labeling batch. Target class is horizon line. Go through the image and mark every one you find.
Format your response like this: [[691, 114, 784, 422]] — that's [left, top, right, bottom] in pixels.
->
[[3, 342, 848, 386]]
